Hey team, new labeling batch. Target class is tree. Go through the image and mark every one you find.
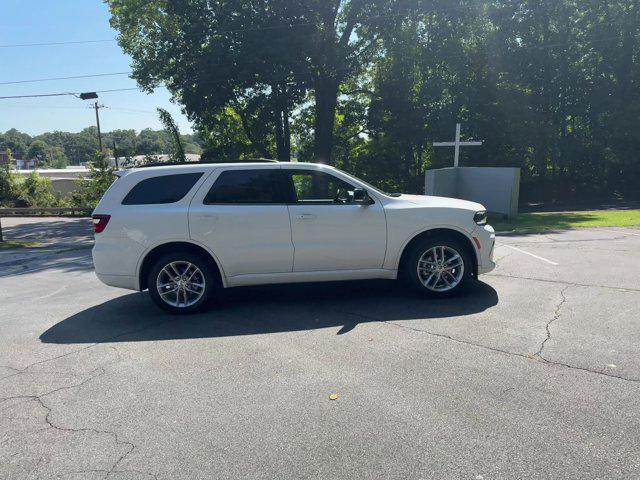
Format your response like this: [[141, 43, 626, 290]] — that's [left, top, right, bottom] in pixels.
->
[[0, 151, 22, 207], [157, 108, 186, 162], [107, 0, 395, 164], [18, 171, 60, 208], [26, 140, 49, 163], [71, 152, 116, 208], [26, 140, 69, 168], [0, 129, 32, 159]]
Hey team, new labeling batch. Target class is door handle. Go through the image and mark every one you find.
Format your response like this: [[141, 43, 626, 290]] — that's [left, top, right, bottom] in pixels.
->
[[296, 214, 316, 220]]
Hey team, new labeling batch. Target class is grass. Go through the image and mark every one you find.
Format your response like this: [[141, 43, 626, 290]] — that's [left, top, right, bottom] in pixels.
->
[[0, 240, 41, 250], [491, 209, 640, 233]]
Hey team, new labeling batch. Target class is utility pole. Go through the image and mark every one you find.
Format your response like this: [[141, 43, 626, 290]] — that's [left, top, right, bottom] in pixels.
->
[[94, 101, 103, 152], [79, 92, 103, 153], [112, 140, 119, 168]]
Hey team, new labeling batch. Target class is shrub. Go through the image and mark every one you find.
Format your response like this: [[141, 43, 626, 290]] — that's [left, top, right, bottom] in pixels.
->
[[71, 152, 116, 208], [18, 171, 64, 208], [0, 162, 22, 207]]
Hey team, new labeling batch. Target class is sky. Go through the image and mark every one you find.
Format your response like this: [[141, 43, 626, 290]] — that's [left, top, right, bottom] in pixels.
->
[[0, 0, 193, 135]]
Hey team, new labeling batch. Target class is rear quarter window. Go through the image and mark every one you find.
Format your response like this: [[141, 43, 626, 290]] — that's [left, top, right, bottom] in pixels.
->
[[122, 172, 204, 205]]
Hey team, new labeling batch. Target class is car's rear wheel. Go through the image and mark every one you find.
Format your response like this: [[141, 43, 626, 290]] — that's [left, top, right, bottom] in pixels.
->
[[148, 252, 215, 314], [403, 236, 473, 297]]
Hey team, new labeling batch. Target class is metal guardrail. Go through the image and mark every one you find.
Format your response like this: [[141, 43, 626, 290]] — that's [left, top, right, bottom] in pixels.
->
[[0, 207, 93, 217]]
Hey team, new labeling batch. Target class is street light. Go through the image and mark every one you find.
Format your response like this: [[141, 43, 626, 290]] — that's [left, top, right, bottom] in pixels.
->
[[80, 92, 103, 152]]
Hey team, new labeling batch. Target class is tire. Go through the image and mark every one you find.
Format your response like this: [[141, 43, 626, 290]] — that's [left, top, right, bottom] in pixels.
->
[[402, 235, 473, 298], [147, 252, 216, 314]]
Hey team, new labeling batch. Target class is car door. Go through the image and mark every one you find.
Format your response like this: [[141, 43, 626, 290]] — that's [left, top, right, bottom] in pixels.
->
[[282, 167, 387, 272], [189, 166, 294, 277]]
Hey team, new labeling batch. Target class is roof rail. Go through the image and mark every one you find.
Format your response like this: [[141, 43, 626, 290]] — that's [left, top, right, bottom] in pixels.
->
[[132, 158, 279, 169]]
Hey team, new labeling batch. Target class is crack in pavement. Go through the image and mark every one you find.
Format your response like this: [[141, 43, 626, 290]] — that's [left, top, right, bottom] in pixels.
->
[[0, 320, 171, 480], [0, 318, 170, 381], [339, 309, 640, 385], [534, 286, 569, 359], [0, 367, 152, 480]]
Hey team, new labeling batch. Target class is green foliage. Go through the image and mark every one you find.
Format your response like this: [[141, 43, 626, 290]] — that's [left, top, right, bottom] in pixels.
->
[[0, 129, 31, 159], [18, 171, 61, 208], [104, 0, 640, 203], [71, 152, 116, 208], [157, 108, 186, 162], [107, 0, 394, 163], [2, 1, 639, 205], [0, 128, 203, 166], [1, 161, 66, 208], [0, 159, 22, 207], [26, 140, 69, 168], [199, 107, 261, 162]]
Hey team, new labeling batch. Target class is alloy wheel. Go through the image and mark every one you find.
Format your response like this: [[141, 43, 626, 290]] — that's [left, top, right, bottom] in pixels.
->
[[156, 261, 206, 308], [416, 245, 465, 292]]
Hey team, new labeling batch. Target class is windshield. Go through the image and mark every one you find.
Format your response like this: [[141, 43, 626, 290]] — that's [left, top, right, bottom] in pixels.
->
[[332, 168, 401, 197]]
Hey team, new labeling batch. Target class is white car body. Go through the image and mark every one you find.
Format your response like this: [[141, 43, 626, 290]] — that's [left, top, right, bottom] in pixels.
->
[[92, 162, 495, 293]]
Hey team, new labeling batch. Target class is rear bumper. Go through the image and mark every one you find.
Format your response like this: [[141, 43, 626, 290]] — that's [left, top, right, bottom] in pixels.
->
[[474, 224, 496, 275], [92, 236, 144, 291], [95, 272, 139, 290]]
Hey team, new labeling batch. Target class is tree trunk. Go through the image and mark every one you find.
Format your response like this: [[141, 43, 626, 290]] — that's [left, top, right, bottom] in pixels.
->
[[272, 84, 292, 162], [313, 76, 340, 164], [283, 103, 291, 161], [274, 109, 291, 161]]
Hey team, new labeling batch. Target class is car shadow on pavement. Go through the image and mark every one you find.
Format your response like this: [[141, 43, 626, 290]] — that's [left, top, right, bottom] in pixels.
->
[[40, 280, 498, 344]]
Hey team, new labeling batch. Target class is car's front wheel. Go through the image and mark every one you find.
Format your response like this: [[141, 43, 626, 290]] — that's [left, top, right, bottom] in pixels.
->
[[403, 236, 473, 297], [148, 252, 215, 314]]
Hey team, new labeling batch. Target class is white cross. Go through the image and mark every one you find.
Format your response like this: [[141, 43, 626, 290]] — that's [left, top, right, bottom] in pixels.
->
[[433, 123, 483, 167]]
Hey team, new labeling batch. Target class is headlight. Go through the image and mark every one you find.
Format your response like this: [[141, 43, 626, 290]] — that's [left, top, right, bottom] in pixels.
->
[[474, 210, 487, 225]]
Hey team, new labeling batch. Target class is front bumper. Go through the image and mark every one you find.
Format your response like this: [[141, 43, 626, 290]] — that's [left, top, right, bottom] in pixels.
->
[[473, 224, 496, 275]]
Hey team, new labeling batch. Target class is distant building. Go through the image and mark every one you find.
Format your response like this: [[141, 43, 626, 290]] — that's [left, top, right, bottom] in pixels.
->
[[0, 152, 39, 169], [15, 167, 88, 197], [14, 158, 38, 169]]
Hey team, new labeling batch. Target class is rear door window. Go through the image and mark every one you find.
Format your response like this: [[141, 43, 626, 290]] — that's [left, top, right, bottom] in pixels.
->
[[122, 173, 204, 205], [204, 169, 287, 204]]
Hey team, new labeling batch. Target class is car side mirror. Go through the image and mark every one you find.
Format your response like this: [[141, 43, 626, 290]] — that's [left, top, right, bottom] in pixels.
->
[[353, 188, 374, 205]]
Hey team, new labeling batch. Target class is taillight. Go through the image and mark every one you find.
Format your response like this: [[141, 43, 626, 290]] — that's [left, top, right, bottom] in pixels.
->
[[92, 214, 111, 234]]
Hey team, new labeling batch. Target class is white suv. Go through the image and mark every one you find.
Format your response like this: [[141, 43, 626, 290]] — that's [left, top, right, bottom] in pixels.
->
[[92, 161, 495, 313]]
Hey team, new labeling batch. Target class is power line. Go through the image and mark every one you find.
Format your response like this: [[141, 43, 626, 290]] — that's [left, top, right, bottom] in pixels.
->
[[0, 92, 78, 99], [0, 39, 116, 48], [0, 87, 141, 99], [95, 87, 141, 94], [0, 71, 132, 85]]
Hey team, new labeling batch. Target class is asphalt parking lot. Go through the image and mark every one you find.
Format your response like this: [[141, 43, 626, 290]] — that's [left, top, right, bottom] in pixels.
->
[[1, 218, 640, 479]]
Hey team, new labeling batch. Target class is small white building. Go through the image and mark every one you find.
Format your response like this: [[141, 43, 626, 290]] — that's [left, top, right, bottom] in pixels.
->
[[16, 167, 89, 197]]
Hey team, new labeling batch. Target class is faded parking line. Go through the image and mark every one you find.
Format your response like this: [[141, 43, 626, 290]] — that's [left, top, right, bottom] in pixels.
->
[[500, 244, 559, 266]]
